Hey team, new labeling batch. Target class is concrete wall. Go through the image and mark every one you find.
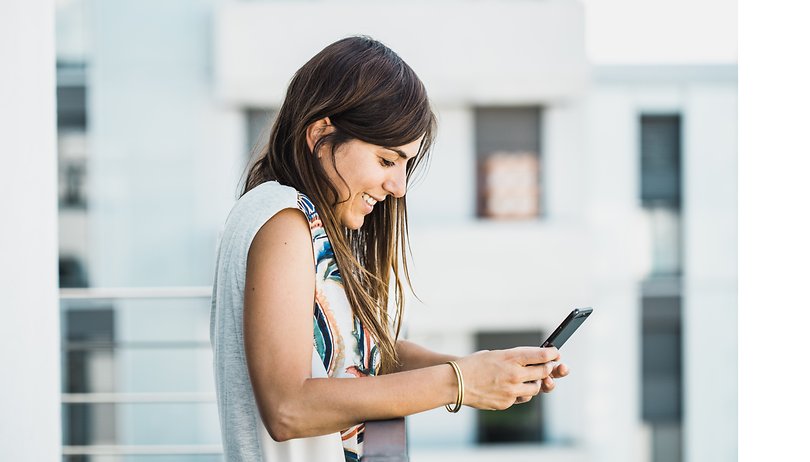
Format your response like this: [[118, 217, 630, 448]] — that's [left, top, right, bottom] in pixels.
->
[[682, 83, 737, 462], [215, 0, 588, 106], [0, 0, 61, 459]]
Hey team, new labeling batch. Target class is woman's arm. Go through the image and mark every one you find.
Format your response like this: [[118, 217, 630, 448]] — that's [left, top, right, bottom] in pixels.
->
[[394, 339, 459, 372], [243, 208, 560, 442]]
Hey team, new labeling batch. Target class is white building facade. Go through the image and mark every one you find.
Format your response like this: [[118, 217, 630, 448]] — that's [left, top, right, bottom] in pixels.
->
[[50, 0, 736, 461]]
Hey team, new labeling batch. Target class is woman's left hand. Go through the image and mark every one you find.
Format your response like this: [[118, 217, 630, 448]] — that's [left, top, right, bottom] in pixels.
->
[[515, 361, 569, 404]]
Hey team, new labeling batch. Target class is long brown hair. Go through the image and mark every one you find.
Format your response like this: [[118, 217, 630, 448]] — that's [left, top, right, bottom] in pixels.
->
[[243, 36, 436, 374]]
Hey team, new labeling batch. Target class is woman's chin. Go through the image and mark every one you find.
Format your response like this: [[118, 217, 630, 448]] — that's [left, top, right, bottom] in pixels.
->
[[340, 215, 365, 230]]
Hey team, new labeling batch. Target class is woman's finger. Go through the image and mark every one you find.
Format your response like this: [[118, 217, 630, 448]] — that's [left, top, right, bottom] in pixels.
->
[[540, 376, 556, 393], [551, 362, 569, 378], [521, 361, 555, 382], [513, 346, 560, 366], [517, 379, 543, 397]]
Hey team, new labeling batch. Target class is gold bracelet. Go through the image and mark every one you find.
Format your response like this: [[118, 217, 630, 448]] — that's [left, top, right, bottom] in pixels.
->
[[445, 360, 464, 413]]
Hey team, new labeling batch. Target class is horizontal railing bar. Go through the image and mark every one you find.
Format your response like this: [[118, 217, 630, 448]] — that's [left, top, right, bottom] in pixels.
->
[[62, 341, 211, 350], [63, 444, 223, 456], [60, 286, 213, 300], [62, 392, 216, 404]]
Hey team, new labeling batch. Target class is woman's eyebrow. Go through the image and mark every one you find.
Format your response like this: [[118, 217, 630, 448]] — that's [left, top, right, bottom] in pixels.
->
[[385, 147, 410, 159]]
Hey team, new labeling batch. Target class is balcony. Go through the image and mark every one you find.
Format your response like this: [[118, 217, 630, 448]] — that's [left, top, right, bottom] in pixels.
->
[[60, 287, 408, 461]]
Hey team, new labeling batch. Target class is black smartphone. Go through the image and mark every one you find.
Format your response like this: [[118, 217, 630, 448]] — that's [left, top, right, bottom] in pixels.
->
[[541, 308, 593, 349]]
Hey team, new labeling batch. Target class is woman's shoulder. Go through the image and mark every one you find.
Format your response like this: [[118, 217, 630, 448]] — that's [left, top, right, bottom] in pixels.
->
[[220, 181, 306, 245], [240, 180, 299, 204], [228, 181, 300, 219]]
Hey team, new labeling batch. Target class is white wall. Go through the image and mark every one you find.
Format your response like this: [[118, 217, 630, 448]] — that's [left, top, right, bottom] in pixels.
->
[[580, 0, 737, 65], [582, 86, 649, 462], [0, 0, 62, 459], [683, 84, 738, 462], [215, 0, 588, 106], [588, 67, 738, 462]]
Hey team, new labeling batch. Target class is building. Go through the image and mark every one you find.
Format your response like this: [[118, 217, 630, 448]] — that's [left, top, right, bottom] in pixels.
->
[[40, 0, 738, 461]]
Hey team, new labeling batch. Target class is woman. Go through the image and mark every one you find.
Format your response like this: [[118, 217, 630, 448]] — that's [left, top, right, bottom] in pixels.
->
[[210, 36, 568, 462]]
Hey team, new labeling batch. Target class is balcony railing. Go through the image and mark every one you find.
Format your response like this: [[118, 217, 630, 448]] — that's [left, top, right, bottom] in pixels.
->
[[60, 287, 407, 461]]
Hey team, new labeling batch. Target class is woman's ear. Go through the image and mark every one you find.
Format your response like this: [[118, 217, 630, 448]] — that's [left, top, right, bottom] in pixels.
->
[[305, 117, 334, 157]]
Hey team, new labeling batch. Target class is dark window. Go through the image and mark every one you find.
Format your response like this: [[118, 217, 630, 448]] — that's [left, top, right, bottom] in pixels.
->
[[56, 85, 87, 129], [640, 114, 683, 462], [475, 330, 544, 444], [641, 294, 682, 422], [475, 107, 542, 219], [62, 308, 116, 449], [59, 255, 88, 288], [640, 115, 681, 206]]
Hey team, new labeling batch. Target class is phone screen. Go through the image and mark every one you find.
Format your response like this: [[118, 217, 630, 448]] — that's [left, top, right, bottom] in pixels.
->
[[541, 308, 592, 349]]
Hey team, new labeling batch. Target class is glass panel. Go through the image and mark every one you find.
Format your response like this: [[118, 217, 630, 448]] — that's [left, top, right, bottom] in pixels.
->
[[62, 299, 213, 394], [62, 402, 221, 446], [61, 297, 218, 451]]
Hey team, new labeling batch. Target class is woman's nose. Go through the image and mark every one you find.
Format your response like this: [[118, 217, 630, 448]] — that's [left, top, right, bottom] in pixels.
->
[[384, 166, 407, 198]]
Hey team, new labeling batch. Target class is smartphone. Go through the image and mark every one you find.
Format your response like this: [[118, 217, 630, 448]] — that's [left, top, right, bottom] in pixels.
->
[[541, 308, 593, 349]]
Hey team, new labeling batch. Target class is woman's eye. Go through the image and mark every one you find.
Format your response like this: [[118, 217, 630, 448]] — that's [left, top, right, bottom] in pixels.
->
[[380, 158, 396, 167]]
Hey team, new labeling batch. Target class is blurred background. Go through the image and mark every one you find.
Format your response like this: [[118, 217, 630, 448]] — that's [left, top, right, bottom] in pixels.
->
[[3, 0, 737, 461]]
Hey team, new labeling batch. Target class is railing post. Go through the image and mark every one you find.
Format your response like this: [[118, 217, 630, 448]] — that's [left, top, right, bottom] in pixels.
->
[[363, 418, 409, 462]]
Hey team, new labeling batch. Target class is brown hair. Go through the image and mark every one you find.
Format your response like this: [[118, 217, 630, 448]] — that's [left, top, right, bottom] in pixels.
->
[[243, 36, 437, 374]]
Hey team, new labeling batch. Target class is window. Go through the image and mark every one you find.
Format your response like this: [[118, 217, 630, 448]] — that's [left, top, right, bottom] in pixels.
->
[[63, 308, 117, 448], [641, 294, 682, 422], [57, 64, 90, 287], [475, 107, 542, 219], [640, 115, 681, 207], [640, 114, 682, 276], [475, 330, 545, 443], [640, 290, 683, 462], [58, 131, 88, 210], [639, 114, 683, 462]]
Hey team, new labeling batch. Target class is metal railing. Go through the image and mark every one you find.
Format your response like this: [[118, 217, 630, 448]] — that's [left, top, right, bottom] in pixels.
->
[[60, 286, 408, 460]]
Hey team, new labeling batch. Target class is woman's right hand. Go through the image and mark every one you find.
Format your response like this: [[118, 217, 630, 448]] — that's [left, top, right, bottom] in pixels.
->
[[455, 347, 565, 410]]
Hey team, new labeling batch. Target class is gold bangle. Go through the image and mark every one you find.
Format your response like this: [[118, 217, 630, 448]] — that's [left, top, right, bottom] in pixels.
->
[[445, 360, 464, 413]]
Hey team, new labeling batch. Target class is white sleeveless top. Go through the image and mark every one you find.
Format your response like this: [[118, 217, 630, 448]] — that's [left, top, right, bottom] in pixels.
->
[[210, 181, 380, 462]]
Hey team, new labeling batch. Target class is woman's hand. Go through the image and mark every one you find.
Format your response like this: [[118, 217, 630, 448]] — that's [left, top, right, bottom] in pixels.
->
[[455, 347, 568, 410]]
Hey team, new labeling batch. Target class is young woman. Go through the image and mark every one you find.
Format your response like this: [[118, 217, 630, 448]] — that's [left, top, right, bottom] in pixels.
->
[[210, 36, 568, 462]]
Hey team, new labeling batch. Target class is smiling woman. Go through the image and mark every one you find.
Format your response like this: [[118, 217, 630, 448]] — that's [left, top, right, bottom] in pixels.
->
[[210, 36, 568, 462]]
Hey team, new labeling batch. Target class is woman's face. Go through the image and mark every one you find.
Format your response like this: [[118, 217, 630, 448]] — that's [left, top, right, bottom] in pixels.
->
[[320, 136, 423, 230]]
